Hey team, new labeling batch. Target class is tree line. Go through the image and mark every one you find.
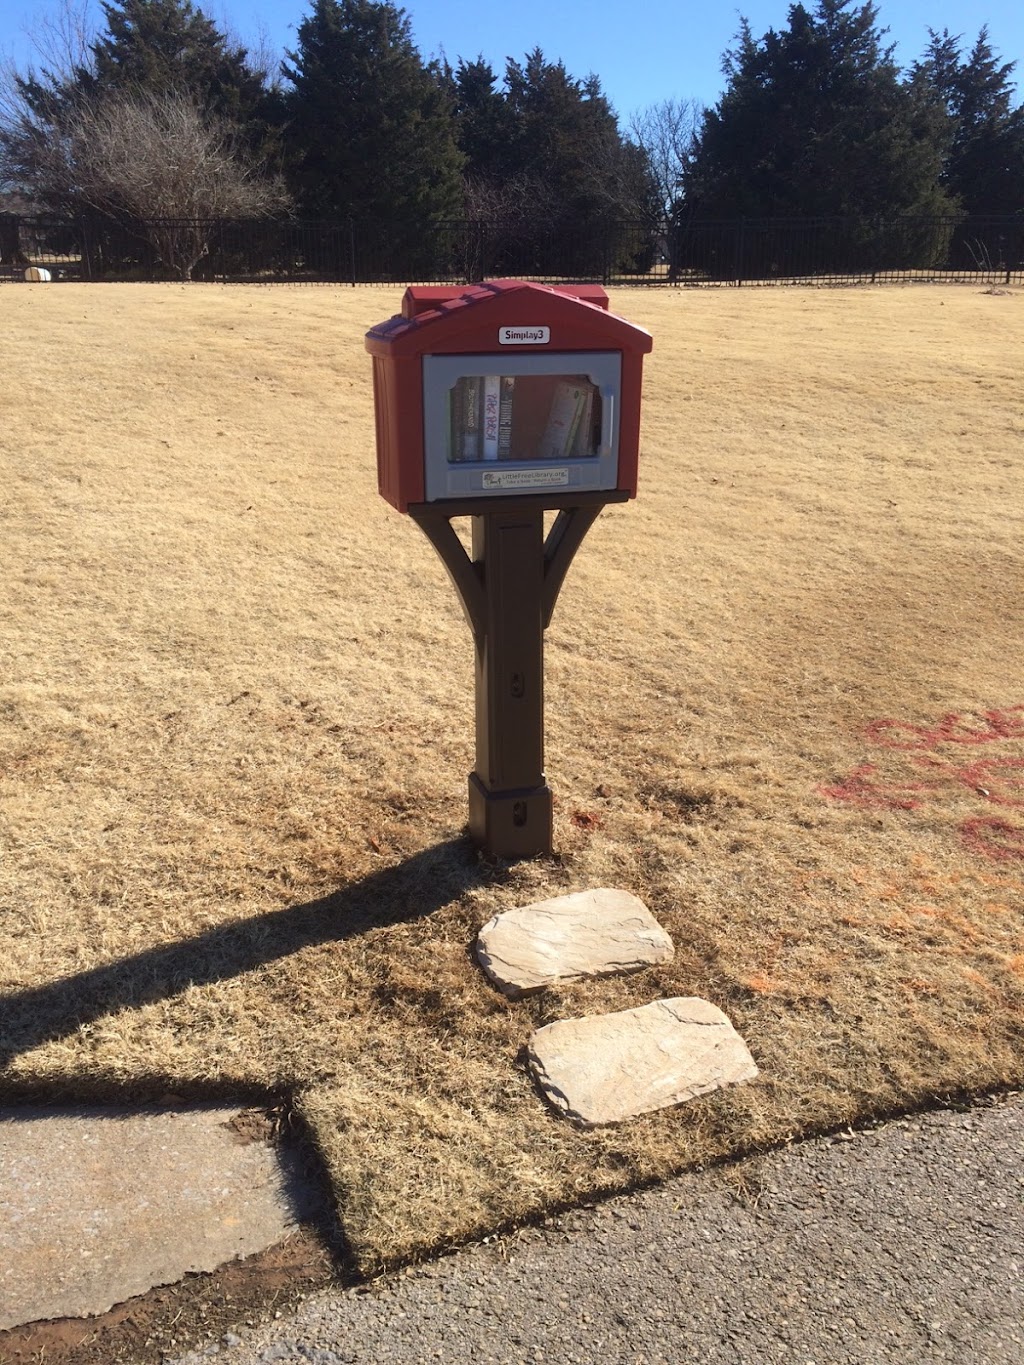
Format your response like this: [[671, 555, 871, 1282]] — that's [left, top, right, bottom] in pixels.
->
[[0, 0, 1021, 280]]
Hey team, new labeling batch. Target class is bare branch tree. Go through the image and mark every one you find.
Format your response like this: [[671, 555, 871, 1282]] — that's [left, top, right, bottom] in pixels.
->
[[21, 0, 95, 88], [461, 171, 541, 223], [628, 97, 703, 221], [458, 171, 561, 280], [76, 90, 284, 215], [626, 97, 704, 280], [14, 89, 287, 278], [0, 0, 94, 195]]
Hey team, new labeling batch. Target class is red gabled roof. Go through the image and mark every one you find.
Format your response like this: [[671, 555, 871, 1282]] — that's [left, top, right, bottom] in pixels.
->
[[365, 279, 652, 358], [401, 280, 610, 318]]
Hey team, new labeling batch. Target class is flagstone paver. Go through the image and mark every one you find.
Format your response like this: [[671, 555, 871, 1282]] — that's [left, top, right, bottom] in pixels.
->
[[475, 888, 674, 996], [527, 996, 758, 1126]]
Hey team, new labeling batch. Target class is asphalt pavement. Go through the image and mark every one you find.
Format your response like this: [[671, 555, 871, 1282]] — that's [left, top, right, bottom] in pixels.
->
[[167, 1092, 1024, 1365]]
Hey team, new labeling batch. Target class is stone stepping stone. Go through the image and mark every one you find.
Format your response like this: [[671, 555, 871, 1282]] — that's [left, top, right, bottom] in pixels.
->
[[475, 888, 674, 997], [527, 997, 758, 1126]]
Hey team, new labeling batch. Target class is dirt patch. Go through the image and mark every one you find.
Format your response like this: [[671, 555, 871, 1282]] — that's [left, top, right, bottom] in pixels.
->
[[1, 283, 1022, 1287]]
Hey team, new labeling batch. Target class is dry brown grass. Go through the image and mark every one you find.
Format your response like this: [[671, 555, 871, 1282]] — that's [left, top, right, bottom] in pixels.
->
[[2, 282, 1022, 1271]]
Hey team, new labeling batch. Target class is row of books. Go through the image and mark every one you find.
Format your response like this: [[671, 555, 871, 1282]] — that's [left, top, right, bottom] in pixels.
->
[[452, 375, 512, 462], [449, 376, 596, 463]]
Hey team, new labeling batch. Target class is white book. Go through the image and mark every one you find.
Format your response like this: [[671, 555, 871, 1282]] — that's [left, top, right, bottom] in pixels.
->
[[482, 375, 501, 461], [570, 386, 595, 456]]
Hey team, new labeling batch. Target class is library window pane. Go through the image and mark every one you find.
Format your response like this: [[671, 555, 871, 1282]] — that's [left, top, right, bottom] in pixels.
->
[[448, 374, 602, 463]]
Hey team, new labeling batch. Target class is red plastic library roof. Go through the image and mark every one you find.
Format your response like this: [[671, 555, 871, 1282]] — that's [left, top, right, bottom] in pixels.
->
[[364, 279, 653, 359]]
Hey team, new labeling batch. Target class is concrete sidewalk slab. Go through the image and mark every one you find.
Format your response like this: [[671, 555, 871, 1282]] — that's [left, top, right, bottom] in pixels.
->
[[0, 1104, 318, 1330]]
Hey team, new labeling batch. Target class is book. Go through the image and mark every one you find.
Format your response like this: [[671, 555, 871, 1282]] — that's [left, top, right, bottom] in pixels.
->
[[482, 375, 500, 461], [460, 377, 481, 461], [569, 385, 596, 457], [497, 376, 515, 460], [540, 379, 587, 460]]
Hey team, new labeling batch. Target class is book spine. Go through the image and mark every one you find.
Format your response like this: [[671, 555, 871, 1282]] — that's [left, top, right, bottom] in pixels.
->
[[569, 385, 595, 457], [482, 375, 500, 461], [447, 385, 459, 462], [461, 377, 481, 461], [497, 376, 515, 460]]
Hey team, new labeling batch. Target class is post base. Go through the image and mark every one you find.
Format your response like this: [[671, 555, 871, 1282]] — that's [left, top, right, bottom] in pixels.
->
[[468, 771, 553, 859]]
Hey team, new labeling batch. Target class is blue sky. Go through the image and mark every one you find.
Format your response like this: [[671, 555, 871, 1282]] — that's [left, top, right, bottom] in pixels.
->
[[3, 0, 1022, 118]]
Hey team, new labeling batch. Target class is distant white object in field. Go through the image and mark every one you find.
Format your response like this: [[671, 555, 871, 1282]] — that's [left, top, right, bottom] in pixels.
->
[[24, 267, 52, 283]]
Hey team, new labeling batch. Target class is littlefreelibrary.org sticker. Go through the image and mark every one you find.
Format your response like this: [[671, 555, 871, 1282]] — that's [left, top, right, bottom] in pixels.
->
[[481, 467, 569, 490]]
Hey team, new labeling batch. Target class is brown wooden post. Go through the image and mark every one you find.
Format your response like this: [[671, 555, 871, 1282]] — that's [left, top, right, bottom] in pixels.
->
[[410, 493, 622, 859], [468, 506, 551, 855]]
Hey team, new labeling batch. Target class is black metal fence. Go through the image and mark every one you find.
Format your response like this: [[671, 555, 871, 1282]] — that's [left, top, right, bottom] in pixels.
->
[[1, 212, 1021, 286]]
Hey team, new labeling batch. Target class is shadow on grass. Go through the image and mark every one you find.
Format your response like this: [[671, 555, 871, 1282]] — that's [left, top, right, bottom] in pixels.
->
[[0, 837, 486, 1070]]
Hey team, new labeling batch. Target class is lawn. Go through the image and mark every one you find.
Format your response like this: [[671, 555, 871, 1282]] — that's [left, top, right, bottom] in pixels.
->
[[1, 280, 1022, 1271]]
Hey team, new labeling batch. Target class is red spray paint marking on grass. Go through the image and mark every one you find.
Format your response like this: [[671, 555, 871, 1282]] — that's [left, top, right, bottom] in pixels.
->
[[961, 818, 1024, 863], [865, 706, 1024, 751], [817, 756, 954, 811], [933, 708, 1024, 745], [820, 704, 1024, 861], [958, 757, 1024, 809], [861, 719, 938, 751], [817, 765, 923, 810]]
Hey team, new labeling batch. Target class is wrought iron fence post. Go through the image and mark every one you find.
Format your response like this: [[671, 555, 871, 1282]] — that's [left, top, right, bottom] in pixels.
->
[[734, 217, 746, 286], [667, 216, 681, 285], [77, 217, 92, 280], [472, 220, 486, 283], [349, 218, 357, 286]]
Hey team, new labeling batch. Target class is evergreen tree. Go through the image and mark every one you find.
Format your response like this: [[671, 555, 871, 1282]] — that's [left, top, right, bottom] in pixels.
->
[[912, 27, 1024, 215], [435, 48, 657, 275], [281, 0, 463, 224], [497, 50, 656, 271], [502, 51, 625, 221], [447, 56, 516, 191], [91, 0, 268, 119], [685, 0, 954, 221], [11, 0, 270, 128]]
